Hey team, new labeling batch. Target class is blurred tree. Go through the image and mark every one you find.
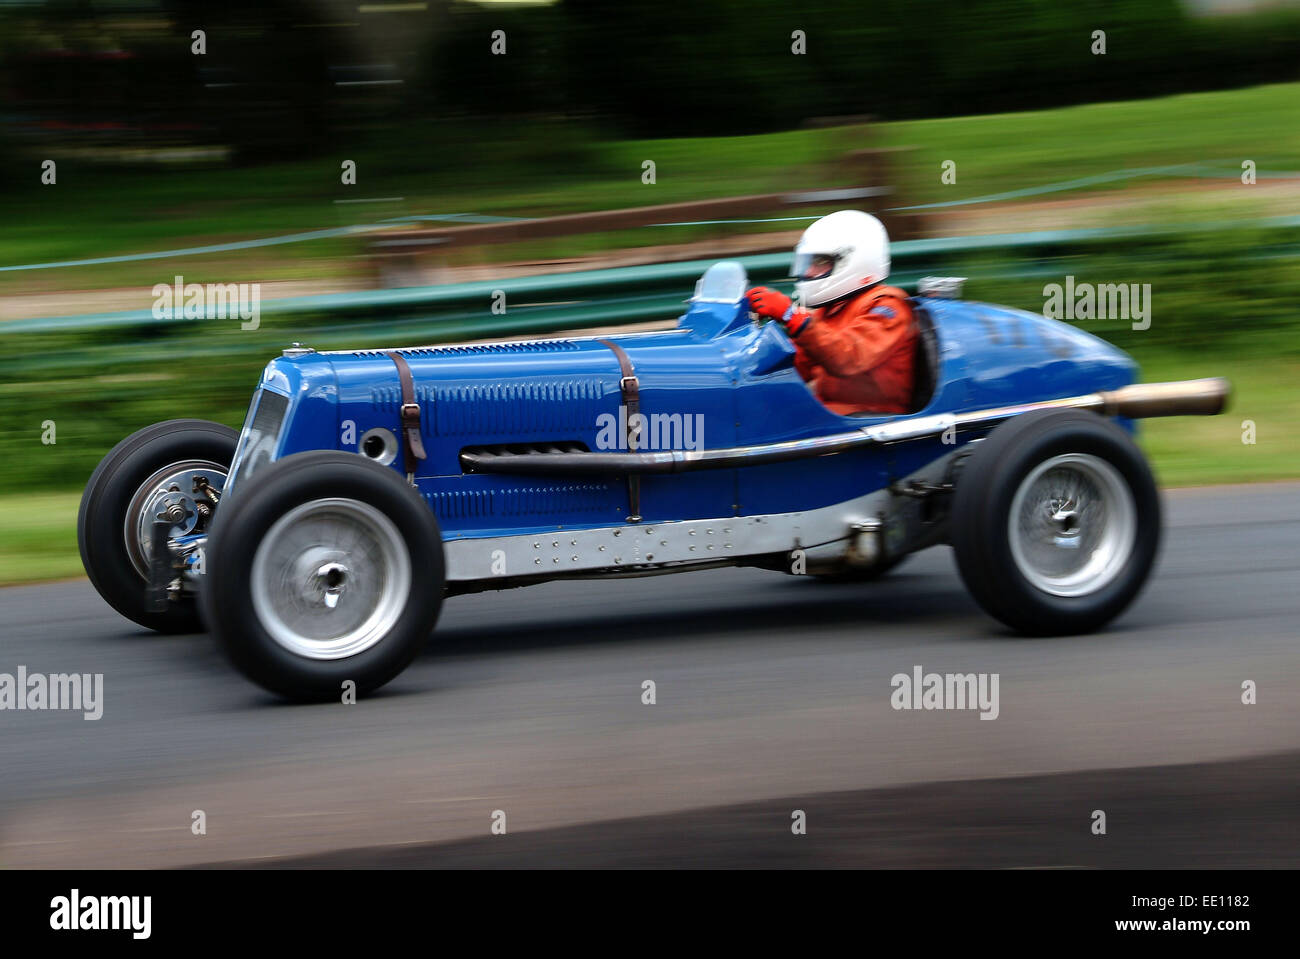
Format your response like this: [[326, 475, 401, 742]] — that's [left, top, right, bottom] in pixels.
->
[[0, 0, 1297, 170]]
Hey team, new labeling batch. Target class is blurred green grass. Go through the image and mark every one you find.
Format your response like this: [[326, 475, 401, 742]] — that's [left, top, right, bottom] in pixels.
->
[[882, 82, 1300, 196], [0, 491, 84, 585], [1138, 353, 1299, 488], [3, 82, 1297, 295]]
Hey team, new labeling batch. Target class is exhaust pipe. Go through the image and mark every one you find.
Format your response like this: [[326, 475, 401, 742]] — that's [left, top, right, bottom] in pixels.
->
[[1095, 377, 1230, 419]]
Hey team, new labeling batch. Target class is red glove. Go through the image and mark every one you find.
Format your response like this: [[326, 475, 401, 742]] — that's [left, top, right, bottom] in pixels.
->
[[746, 287, 812, 337]]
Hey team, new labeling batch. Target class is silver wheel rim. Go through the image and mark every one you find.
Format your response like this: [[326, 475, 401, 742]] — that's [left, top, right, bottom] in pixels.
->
[[124, 460, 227, 578], [250, 497, 411, 660], [1008, 453, 1136, 597]]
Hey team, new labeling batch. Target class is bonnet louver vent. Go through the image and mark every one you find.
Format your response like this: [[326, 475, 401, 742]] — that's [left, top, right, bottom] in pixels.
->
[[461, 441, 590, 460], [351, 340, 582, 358]]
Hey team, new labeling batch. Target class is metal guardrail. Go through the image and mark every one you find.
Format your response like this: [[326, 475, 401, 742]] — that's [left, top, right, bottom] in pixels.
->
[[3, 216, 1299, 339], [367, 186, 896, 252]]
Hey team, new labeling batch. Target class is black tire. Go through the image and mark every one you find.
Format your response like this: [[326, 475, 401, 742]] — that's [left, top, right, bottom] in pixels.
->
[[813, 554, 908, 583], [77, 419, 237, 633], [202, 451, 444, 701], [950, 410, 1160, 635]]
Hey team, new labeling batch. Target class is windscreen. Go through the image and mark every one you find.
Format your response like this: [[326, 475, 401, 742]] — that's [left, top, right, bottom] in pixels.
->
[[223, 389, 289, 498], [692, 261, 748, 303]]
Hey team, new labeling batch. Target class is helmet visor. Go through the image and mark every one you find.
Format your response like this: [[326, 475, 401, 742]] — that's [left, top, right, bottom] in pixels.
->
[[793, 250, 841, 282]]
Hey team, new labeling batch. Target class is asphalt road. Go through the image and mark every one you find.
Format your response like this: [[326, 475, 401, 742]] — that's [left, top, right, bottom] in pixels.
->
[[1, 483, 1297, 868]]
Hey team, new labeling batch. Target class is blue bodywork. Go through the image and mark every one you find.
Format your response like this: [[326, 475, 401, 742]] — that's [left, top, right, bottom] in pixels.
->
[[223, 267, 1137, 542]]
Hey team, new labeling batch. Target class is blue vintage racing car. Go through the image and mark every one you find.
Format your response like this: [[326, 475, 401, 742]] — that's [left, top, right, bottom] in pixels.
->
[[78, 263, 1229, 699]]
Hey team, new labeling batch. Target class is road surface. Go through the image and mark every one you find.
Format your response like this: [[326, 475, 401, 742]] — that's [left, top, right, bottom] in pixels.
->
[[1, 483, 1296, 867]]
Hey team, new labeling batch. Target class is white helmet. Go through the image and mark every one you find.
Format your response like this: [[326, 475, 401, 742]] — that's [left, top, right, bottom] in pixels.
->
[[792, 210, 890, 308]]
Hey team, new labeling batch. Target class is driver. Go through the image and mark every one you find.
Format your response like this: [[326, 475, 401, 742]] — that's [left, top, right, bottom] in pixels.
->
[[746, 210, 916, 415]]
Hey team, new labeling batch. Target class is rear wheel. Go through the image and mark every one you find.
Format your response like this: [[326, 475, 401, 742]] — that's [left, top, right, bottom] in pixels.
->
[[950, 410, 1160, 635], [202, 451, 444, 700], [77, 419, 236, 633]]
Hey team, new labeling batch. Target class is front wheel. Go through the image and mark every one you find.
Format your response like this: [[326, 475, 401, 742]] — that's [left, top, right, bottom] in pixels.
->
[[202, 451, 445, 701], [950, 410, 1160, 635], [77, 419, 237, 633]]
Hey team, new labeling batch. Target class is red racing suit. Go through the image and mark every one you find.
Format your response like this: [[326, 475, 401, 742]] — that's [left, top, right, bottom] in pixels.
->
[[787, 284, 917, 415]]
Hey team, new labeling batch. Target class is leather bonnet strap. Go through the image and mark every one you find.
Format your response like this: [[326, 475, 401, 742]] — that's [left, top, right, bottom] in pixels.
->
[[384, 351, 427, 481], [597, 338, 642, 523]]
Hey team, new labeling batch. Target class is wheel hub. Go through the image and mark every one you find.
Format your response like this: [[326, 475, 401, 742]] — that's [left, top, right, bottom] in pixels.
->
[[250, 498, 411, 660], [1008, 454, 1137, 597], [312, 561, 349, 609], [125, 461, 227, 578], [1047, 499, 1081, 544]]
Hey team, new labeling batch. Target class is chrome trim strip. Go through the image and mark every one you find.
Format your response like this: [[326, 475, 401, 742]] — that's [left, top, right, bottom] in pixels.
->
[[460, 378, 1230, 477]]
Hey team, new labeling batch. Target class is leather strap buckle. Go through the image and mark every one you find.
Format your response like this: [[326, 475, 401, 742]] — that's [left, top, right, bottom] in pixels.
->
[[598, 338, 642, 523], [385, 352, 427, 484]]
